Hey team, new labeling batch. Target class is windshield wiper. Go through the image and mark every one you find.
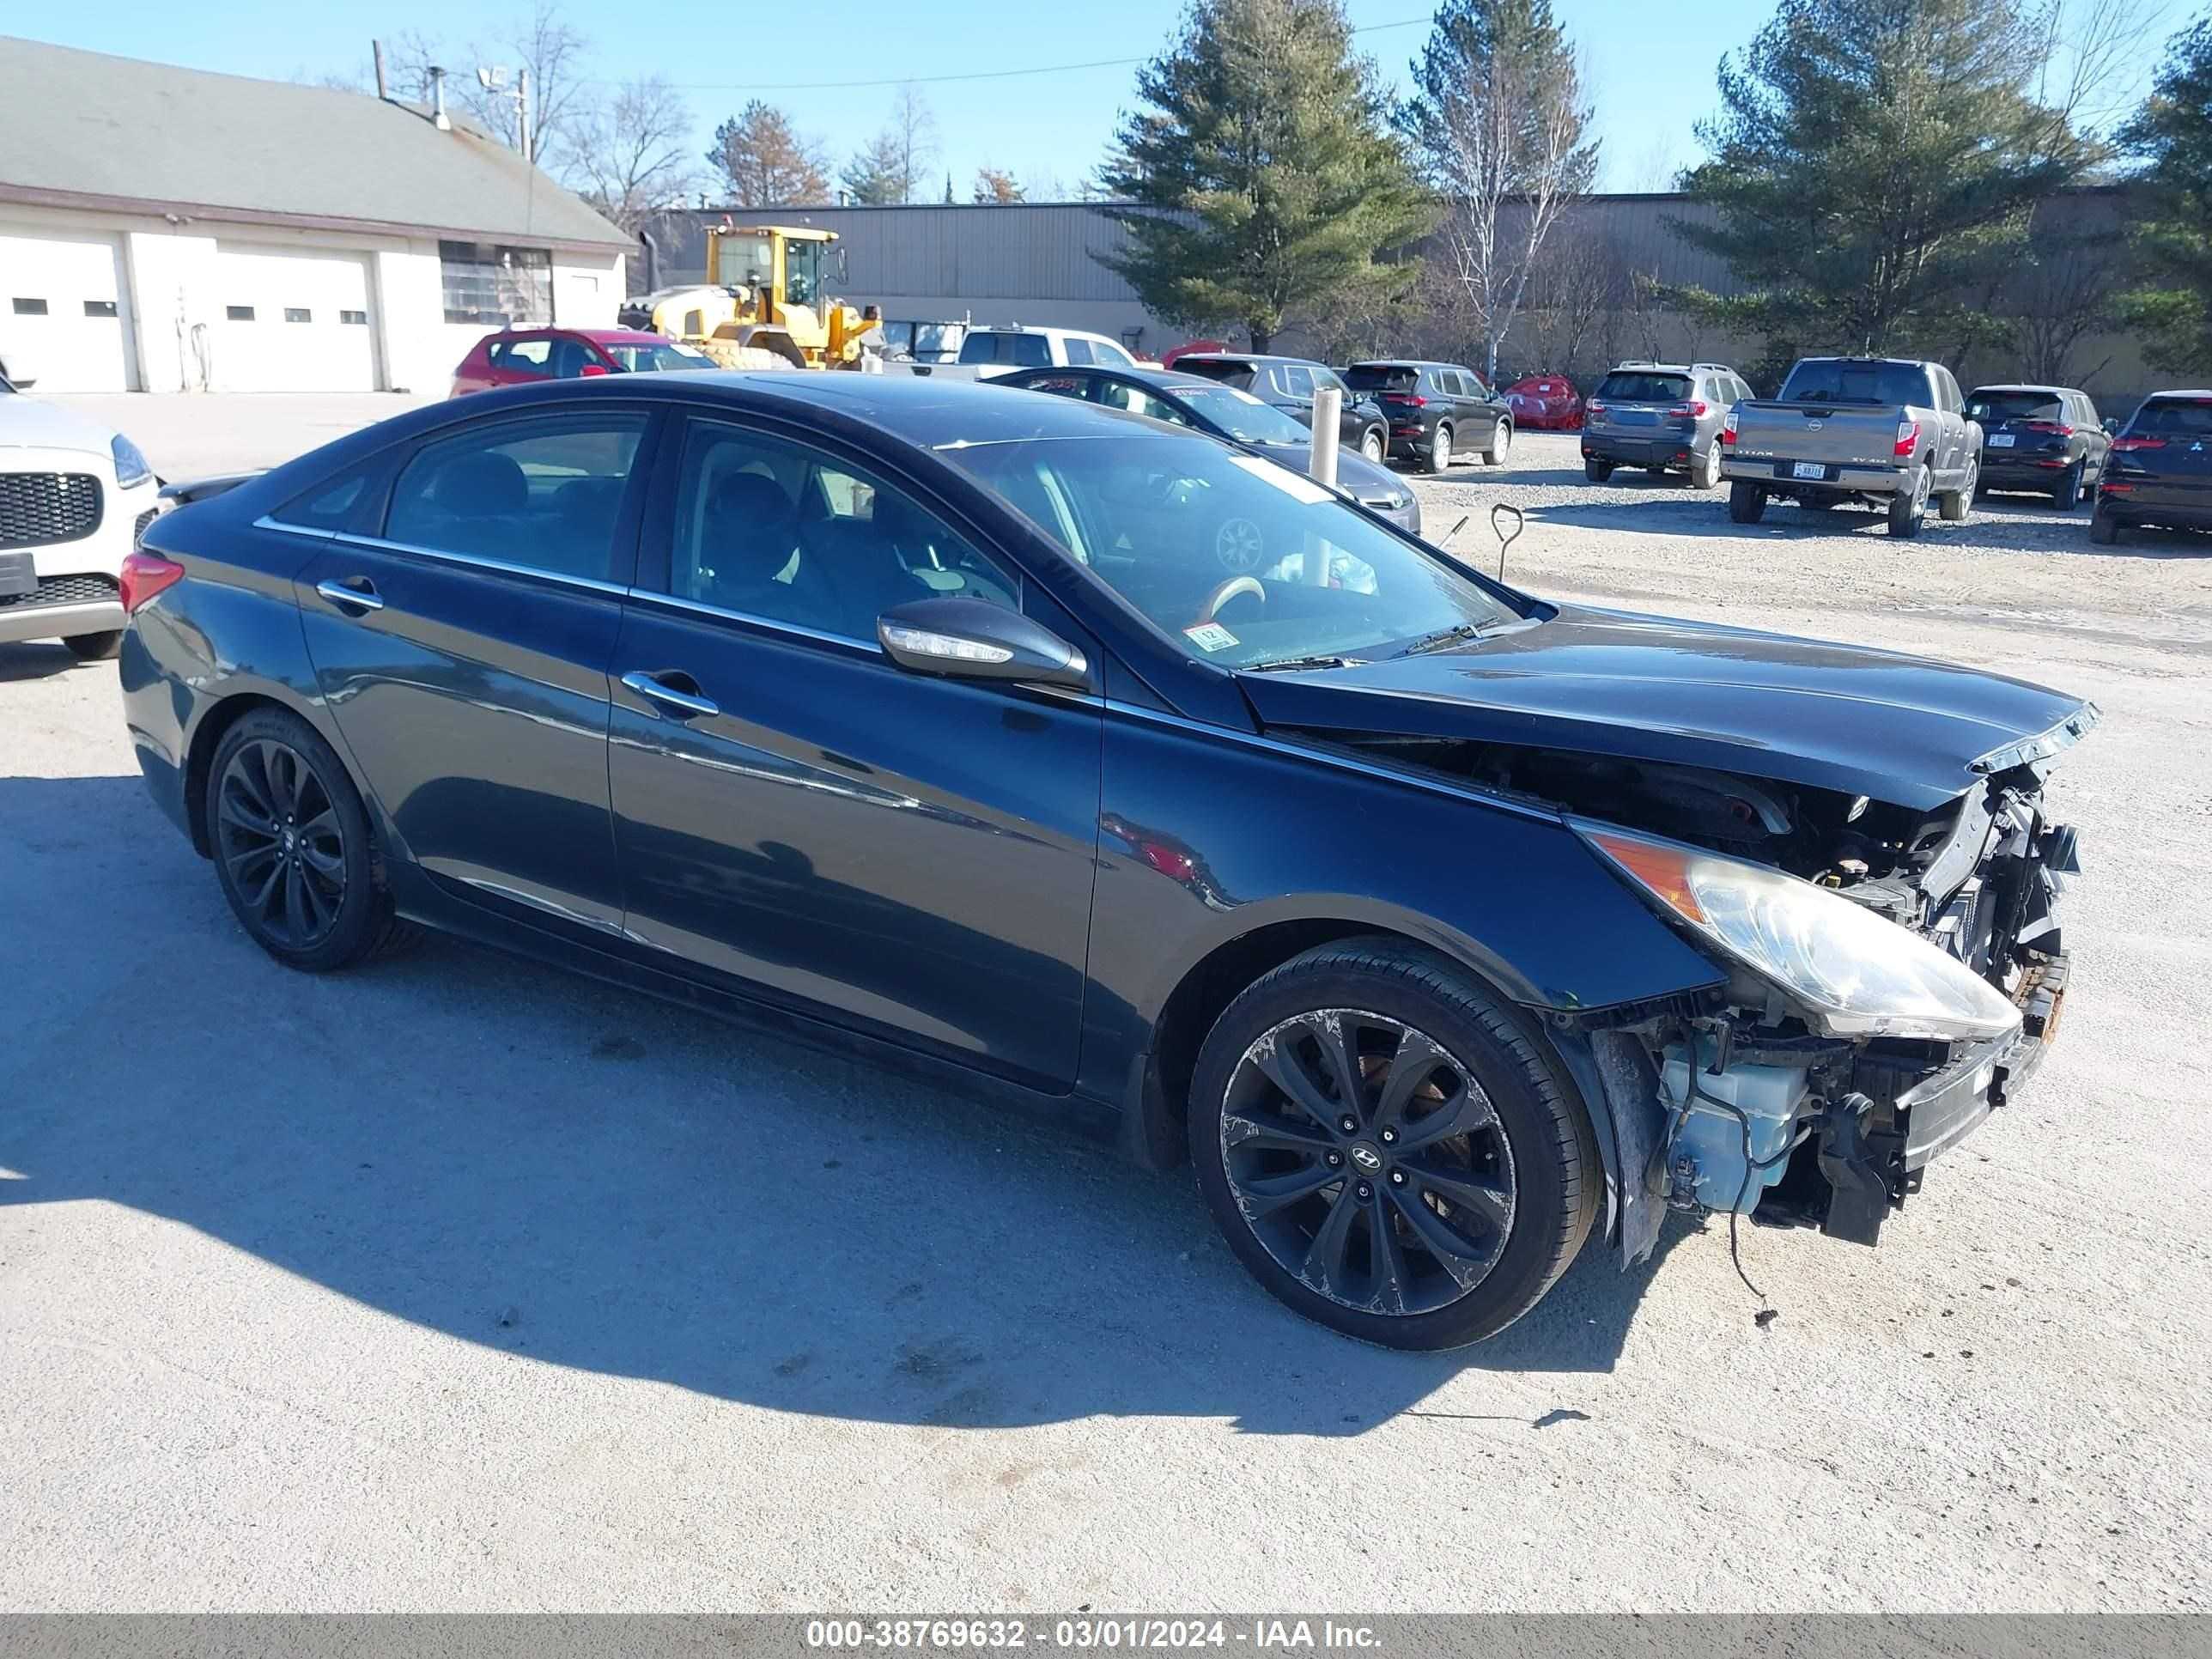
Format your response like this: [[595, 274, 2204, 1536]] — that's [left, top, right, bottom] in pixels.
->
[[1400, 622, 1492, 656], [1243, 654, 1364, 673]]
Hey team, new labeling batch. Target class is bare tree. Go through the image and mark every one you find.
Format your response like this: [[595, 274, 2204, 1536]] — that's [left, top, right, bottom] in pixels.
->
[[458, 1, 592, 163], [1516, 223, 1620, 380], [973, 167, 1024, 204], [1401, 1, 1600, 382], [2010, 233, 2124, 384], [708, 101, 831, 207], [889, 84, 939, 204], [564, 76, 696, 233]]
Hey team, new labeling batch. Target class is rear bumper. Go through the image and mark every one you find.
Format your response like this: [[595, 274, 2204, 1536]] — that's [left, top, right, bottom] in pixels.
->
[[1724, 457, 1910, 493], [1979, 457, 2075, 487], [0, 592, 125, 646], [2099, 490, 2212, 528], [1583, 433, 1694, 466]]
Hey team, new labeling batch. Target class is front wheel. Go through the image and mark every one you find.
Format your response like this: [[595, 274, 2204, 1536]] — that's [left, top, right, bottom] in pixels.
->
[[1188, 939, 1599, 1349], [64, 630, 124, 660], [1481, 417, 1511, 465], [1728, 481, 1767, 524], [1360, 427, 1386, 464], [1426, 423, 1453, 474]]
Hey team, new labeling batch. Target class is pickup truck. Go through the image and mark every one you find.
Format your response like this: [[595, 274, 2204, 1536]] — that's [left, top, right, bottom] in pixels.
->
[[1721, 356, 1981, 538]]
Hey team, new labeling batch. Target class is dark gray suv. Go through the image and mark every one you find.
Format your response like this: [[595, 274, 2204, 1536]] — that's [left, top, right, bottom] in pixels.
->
[[1344, 360, 1515, 473], [1581, 362, 1752, 488]]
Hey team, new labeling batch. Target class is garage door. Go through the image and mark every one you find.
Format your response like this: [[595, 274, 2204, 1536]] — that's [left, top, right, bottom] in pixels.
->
[[212, 242, 378, 392], [0, 227, 136, 392]]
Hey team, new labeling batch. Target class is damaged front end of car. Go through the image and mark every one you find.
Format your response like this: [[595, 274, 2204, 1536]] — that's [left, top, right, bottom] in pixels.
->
[[1325, 709, 2094, 1263]]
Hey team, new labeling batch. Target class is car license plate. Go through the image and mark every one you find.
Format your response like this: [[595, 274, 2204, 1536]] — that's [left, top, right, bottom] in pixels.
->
[[1792, 461, 1826, 480], [1990, 434, 2015, 447], [0, 551, 35, 598]]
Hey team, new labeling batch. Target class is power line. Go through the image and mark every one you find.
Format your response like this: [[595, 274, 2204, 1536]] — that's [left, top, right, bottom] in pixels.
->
[[618, 15, 1429, 94]]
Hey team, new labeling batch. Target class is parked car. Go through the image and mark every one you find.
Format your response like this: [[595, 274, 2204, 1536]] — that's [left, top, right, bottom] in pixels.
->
[[1171, 353, 1391, 464], [122, 374, 2091, 1349], [956, 325, 1139, 372], [1161, 338, 1232, 368], [1582, 362, 1750, 487], [451, 328, 713, 396], [0, 372, 159, 659], [1964, 384, 2109, 509], [992, 362, 1419, 535], [2092, 389, 2212, 545], [1502, 374, 1583, 431], [1722, 356, 1979, 538], [1343, 360, 1515, 473]]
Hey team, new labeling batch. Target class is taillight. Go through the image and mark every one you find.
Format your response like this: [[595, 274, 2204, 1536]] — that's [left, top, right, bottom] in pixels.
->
[[2020, 420, 2074, 435], [1893, 418, 1921, 457], [1585, 398, 1607, 416], [1721, 409, 1738, 444], [1668, 400, 1709, 418], [120, 549, 184, 614], [2110, 436, 2166, 453], [1383, 393, 1426, 407]]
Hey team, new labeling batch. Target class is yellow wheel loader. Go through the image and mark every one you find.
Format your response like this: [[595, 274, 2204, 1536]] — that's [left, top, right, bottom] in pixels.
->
[[643, 224, 872, 370]]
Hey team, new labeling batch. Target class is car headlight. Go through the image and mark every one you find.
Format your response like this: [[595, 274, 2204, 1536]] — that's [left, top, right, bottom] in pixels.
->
[[1577, 821, 2022, 1042], [112, 433, 152, 489]]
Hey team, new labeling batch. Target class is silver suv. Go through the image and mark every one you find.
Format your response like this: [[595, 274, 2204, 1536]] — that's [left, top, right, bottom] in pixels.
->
[[1581, 362, 1753, 488]]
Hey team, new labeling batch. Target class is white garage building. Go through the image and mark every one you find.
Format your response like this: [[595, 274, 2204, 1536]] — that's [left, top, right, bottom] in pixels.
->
[[0, 36, 629, 395]]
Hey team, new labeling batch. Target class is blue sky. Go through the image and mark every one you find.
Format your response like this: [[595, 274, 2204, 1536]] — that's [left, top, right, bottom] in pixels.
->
[[12, 2, 2173, 200]]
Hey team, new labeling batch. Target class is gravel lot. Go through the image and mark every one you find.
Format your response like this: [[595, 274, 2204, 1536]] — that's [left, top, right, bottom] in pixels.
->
[[3, 404, 2209, 1613]]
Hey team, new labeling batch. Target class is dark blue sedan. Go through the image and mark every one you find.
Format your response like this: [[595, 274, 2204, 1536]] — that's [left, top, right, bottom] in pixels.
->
[[118, 374, 2093, 1347]]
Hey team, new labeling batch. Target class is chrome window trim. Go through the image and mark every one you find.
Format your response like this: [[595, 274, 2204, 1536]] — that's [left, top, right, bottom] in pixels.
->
[[252, 513, 336, 540], [328, 530, 632, 597], [622, 585, 887, 656]]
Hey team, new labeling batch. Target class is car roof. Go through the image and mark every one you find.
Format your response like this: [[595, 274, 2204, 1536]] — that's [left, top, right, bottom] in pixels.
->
[[1348, 359, 1464, 371], [1177, 352, 1317, 368], [1007, 364, 1219, 392], [1966, 383, 2079, 396], [647, 368, 1194, 447], [2141, 388, 2212, 398]]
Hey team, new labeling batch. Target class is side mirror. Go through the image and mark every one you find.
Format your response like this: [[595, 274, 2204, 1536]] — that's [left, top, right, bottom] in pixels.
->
[[580, 362, 611, 378], [2103, 417, 2119, 434], [878, 597, 1090, 692]]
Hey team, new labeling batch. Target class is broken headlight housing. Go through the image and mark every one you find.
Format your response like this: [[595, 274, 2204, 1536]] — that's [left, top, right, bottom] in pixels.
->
[[1577, 821, 2022, 1042]]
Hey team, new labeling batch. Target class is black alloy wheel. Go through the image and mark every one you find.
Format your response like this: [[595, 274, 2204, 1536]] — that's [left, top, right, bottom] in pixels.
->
[[216, 738, 349, 951], [1218, 1007, 1517, 1317]]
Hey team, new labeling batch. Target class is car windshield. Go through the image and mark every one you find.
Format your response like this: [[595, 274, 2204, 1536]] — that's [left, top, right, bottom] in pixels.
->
[[1595, 372, 1690, 403], [1344, 364, 1419, 393], [1170, 384, 1311, 445], [1781, 360, 1935, 406], [1967, 391, 2064, 424], [602, 341, 713, 373], [934, 430, 1522, 670], [2132, 398, 2212, 436]]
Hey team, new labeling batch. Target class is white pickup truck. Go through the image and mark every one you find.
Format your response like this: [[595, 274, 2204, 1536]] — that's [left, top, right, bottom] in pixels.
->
[[1721, 356, 1982, 538], [890, 325, 1142, 381]]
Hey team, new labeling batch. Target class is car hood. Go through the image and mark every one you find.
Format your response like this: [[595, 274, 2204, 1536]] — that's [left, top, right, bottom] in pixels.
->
[[0, 393, 117, 459], [1246, 441, 1407, 503], [1237, 604, 2100, 810]]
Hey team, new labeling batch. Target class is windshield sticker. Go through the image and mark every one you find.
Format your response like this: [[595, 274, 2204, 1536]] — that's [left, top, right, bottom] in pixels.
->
[[1183, 622, 1240, 653], [1225, 453, 1334, 504]]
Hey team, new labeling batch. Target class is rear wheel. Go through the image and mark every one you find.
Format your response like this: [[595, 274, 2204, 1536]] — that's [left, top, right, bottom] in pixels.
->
[[205, 708, 411, 973], [1188, 939, 1598, 1349], [1583, 458, 1613, 483], [2053, 460, 2082, 511], [2090, 503, 2123, 545], [1888, 465, 1930, 538], [1427, 423, 1453, 474], [1728, 481, 1767, 524], [1481, 417, 1511, 465], [64, 630, 123, 660], [1690, 441, 1722, 489], [1360, 427, 1386, 464]]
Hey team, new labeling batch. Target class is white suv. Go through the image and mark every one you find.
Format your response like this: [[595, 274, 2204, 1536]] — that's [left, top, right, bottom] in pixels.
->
[[0, 375, 158, 660], [954, 325, 1140, 373]]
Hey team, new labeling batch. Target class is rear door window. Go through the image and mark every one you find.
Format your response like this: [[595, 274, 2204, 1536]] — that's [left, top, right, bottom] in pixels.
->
[[385, 413, 647, 584], [488, 337, 552, 377], [1091, 338, 1137, 368], [1279, 365, 1316, 399], [1062, 336, 1095, 367]]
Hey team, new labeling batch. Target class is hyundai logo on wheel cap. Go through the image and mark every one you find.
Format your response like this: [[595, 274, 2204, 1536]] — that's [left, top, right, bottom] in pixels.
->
[[1349, 1142, 1383, 1172]]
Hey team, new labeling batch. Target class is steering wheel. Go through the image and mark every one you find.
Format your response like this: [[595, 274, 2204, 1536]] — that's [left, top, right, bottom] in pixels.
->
[[1194, 576, 1266, 626]]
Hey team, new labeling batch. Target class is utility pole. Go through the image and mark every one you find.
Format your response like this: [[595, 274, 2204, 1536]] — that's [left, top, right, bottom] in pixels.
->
[[519, 69, 533, 164]]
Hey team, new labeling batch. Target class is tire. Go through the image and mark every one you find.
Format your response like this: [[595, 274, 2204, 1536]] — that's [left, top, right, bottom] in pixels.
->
[[2053, 460, 2082, 511], [1938, 461, 1972, 522], [204, 707, 415, 973], [1583, 458, 1613, 483], [1480, 417, 1511, 465], [1360, 427, 1386, 464], [1887, 465, 1930, 538], [64, 630, 123, 660], [1426, 423, 1453, 474], [1728, 481, 1767, 524], [1188, 938, 1600, 1350], [2090, 504, 2123, 545], [1690, 441, 1722, 489]]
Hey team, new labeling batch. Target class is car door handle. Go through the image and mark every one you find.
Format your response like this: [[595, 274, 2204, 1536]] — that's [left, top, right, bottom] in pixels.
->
[[620, 669, 720, 720], [314, 577, 383, 613]]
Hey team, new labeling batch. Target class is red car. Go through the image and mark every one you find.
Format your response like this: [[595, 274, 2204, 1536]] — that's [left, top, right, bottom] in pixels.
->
[[449, 328, 713, 396], [1503, 374, 1583, 430]]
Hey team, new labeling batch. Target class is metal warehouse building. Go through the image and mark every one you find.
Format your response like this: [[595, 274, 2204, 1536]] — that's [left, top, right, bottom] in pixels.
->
[[0, 36, 629, 395]]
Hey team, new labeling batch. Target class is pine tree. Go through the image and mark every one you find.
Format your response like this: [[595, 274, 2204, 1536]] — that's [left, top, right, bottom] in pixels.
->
[[1097, 0, 1431, 350], [1674, 0, 2113, 357], [2118, 16, 2212, 374]]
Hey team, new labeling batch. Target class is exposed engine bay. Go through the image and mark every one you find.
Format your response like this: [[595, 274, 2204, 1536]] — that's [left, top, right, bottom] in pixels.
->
[[1316, 728, 2087, 1255]]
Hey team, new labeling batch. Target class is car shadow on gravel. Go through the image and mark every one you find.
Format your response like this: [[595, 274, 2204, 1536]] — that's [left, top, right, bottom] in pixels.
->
[[0, 642, 101, 684], [1, 772, 1688, 1438]]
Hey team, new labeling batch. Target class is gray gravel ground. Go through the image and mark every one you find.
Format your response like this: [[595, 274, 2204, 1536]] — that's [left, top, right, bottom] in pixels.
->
[[3, 407, 2209, 1612]]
